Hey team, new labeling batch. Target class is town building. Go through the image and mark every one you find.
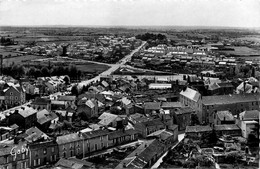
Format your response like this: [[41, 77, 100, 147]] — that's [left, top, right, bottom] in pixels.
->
[[202, 93, 260, 124], [179, 87, 202, 121]]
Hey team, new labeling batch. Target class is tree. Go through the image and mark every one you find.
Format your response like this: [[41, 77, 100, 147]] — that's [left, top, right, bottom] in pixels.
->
[[71, 85, 78, 96], [41, 67, 49, 77], [27, 67, 36, 78], [190, 113, 200, 126]]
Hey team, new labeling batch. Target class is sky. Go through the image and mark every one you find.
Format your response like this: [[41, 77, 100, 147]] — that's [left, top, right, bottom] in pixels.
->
[[0, 0, 260, 28]]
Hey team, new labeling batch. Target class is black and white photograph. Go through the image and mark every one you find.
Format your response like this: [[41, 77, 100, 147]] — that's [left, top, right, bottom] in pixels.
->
[[0, 0, 260, 168]]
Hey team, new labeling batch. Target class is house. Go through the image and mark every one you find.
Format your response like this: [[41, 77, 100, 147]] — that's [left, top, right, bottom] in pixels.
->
[[206, 82, 220, 95], [54, 157, 94, 169], [8, 106, 38, 129], [82, 129, 110, 154], [0, 140, 29, 169], [2, 83, 26, 107], [161, 102, 183, 111], [115, 139, 166, 169], [213, 110, 235, 125], [28, 140, 59, 168], [77, 99, 98, 119], [147, 127, 178, 149], [237, 110, 259, 138], [202, 93, 260, 124], [173, 107, 195, 131], [56, 132, 84, 159], [24, 126, 49, 143], [134, 119, 166, 138], [214, 124, 241, 137], [98, 112, 121, 128], [179, 87, 202, 122], [108, 129, 138, 147], [218, 82, 234, 95], [128, 113, 150, 124], [31, 97, 51, 111], [36, 109, 59, 132], [57, 95, 77, 109], [185, 125, 212, 139], [143, 102, 161, 114]]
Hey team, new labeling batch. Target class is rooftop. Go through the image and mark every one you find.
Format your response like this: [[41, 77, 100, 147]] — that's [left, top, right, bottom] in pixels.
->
[[56, 132, 83, 145], [180, 87, 201, 102], [216, 110, 234, 121], [185, 125, 212, 133], [202, 94, 260, 105], [214, 124, 240, 131]]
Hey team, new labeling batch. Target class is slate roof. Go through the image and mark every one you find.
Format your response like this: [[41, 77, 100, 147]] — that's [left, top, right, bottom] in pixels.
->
[[240, 110, 259, 121], [144, 102, 161, 110], [108, 129, 138, 140], [214, 124, 240, 131], [185, 125, 212, 133], [202, 94, 260, 105], [216, 111, 234, 121], [141, 119, 165, 127], [161, 102, 183, 109], [16, 107, 37, 118], [58, 95, 76, 101], [56, 133, 83, 145], [37, 109, 58, 125], [180, 87, 201, 102], [82, 129, 109, 139], [175, 107, 195, 115], [98, 112, 118, 126], [32, 97, 51, 105]]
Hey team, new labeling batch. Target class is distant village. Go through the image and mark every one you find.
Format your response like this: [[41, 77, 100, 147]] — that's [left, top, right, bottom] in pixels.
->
[[0, 32, 259, 169]]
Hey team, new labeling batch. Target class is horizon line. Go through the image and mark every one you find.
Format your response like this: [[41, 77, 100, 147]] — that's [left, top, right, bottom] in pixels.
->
[[1, 25, 260, 30]]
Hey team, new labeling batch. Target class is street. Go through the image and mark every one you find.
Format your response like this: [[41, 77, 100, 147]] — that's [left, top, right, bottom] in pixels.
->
[[69, 41, 146, 90]]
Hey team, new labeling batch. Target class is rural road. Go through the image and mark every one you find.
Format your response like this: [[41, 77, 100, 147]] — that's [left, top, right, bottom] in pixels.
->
[[73, 41, 147, 89]]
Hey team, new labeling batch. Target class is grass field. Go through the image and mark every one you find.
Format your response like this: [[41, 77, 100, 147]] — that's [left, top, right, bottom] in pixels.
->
[[75, 63, 110, 73], [3, 55, 45, 66]]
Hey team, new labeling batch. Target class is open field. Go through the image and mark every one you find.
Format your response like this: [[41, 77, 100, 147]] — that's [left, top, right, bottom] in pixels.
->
[[3, 55, 45, 66], [75, 63, 110, 74], [219, 46, 260, 57]]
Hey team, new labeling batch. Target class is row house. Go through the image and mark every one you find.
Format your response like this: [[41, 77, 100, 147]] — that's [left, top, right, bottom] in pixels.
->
[[202, 93, 260, 124], [28, 140, 59, 169], [0, 140, 29, 169], [56, 132, 84, 159]]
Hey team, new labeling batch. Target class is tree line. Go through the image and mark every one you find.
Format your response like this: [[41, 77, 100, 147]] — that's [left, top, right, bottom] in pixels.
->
[[3, 63, 82, 80]]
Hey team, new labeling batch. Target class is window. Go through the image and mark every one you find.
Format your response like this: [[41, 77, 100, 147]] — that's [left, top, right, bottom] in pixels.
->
[[5, 156, 8, 163], [21, 162, 26, 169], [22, 153, 25, 160], [34, 160, 37, 166], [77, 148, 80, 155], [38, 159, 40, 165], [63, 152, 66, 158], [15, 96, 18, 100], [10, 92, 13, 95], [50, 155, 53, 162], [95, 144, 98, 151], [54, 155, 56, 161], [43, 148, 47, 155], [70, 150, 73, 157], [3, 166, 8, 169], [51, 147, 54, 153], [35, 151, 39, 157], [100, 136, 103, 141], [101, 143, 104, 148], [10, 96, 13, 100]]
